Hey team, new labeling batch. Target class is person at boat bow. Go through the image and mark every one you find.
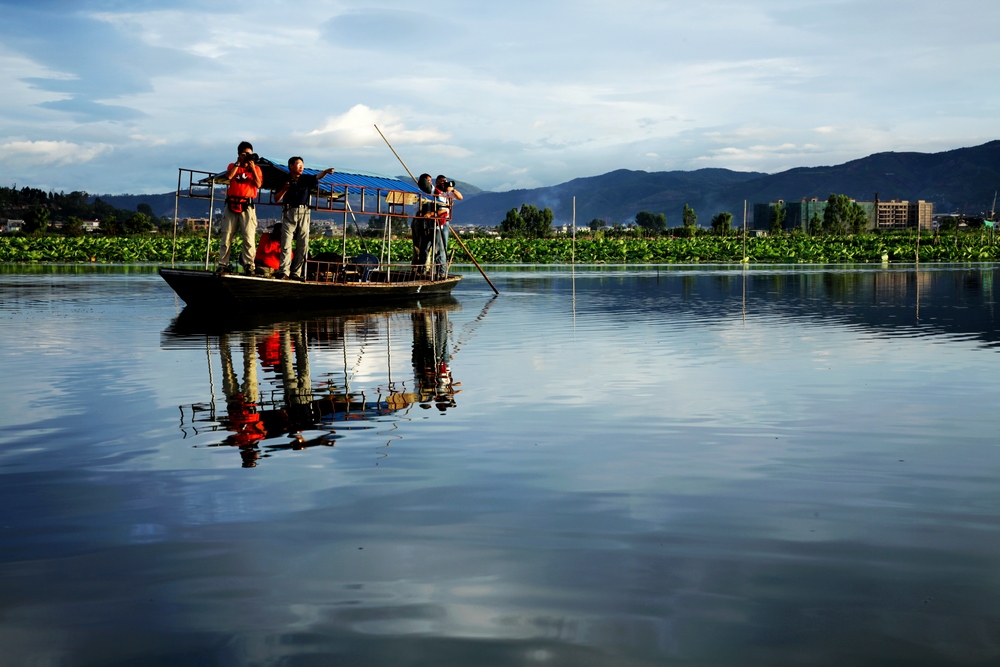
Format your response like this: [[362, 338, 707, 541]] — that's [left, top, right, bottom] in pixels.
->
[[274, 157, 334, 281], [218, 141, 263, 275]]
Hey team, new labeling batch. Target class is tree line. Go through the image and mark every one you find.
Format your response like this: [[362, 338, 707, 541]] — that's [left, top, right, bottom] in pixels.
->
[[496, 192, 960, 240], [0, 186, 162, 236]]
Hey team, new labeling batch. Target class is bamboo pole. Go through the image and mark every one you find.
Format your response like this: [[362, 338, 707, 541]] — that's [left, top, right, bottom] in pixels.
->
[[373, 124, 499, 295]]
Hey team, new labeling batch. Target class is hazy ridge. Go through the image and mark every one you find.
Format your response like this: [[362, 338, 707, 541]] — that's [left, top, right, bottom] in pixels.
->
[[94, 141, 1000, 226]]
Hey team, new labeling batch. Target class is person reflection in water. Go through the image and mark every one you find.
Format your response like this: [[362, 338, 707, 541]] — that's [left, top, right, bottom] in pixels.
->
[[197, 309, 461, 466], [219, 332, 266, 467], [278, 322, 315, 432], [411, 309, 456, 411]]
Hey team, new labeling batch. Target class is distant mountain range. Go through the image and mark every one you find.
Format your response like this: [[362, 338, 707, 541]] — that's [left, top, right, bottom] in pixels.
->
[[94, 141, 1000, 227]]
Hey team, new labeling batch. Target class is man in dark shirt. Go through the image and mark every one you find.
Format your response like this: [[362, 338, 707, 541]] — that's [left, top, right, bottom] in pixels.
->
[[274, 157, 334, 280]]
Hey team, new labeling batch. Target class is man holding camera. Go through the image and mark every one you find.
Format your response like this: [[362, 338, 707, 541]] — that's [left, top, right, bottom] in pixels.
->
[[431, 174, 462, 278], [218, 141, 263, 275], [274, 157, 334, 281]]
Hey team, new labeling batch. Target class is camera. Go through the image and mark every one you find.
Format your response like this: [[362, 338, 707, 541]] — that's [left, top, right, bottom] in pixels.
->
[[240, 152, 259, 164], [444, 180, 455, 189]]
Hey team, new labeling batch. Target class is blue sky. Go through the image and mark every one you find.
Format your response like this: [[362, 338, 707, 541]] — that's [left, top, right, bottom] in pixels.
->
[[0, 0, 997, 194]]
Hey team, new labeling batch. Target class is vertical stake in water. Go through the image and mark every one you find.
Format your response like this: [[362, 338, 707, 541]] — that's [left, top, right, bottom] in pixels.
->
[[171, 169, 181, 267], [742, 199, 747, 324], [742, 199, 747, 263], [572, 196, 576, 265], [572, 195, 577, 334], [205, 178, 216, 270]]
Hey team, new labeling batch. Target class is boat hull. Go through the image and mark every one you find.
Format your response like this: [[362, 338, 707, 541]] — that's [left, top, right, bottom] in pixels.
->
[[159, 268, 461, 310]]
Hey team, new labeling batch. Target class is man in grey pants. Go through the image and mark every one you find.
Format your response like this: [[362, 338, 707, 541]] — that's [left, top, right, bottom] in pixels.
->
[[218, 141, 263, 274], [274, 157, 334, 280]]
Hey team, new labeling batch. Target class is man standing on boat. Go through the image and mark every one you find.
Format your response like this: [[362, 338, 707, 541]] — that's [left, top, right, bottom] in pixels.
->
[[218, 141, 263, 275], [431, 175, 462, 278], [411, 173, 436, 272], [274, 157, 334, 281]]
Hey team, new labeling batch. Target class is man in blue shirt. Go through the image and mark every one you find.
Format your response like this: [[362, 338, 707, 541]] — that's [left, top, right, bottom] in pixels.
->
[[274, 157, 334, 280]]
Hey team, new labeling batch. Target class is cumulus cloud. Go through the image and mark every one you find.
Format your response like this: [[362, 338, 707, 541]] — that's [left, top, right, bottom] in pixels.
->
[[306, 104, 450, 147], [0, 140, 112, 166]]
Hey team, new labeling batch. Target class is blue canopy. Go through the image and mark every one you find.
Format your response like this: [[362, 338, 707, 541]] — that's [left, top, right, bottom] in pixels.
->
[[204, 157, 425, 197]]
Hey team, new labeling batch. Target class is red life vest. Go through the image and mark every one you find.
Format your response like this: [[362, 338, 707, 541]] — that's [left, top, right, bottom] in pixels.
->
[[226, 163, 261, 200], [255, 231, 281, 269]]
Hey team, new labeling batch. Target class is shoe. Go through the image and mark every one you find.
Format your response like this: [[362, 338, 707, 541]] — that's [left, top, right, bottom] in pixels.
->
[[274, 273, 287, 280], [215, 264, 232, 276], [291, 274, 305, 282]]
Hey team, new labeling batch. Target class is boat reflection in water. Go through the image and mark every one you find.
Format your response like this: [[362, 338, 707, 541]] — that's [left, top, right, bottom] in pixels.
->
[[162, 299, 460, 467]]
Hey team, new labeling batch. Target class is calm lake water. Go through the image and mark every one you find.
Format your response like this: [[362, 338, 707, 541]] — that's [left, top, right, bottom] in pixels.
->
[[3, 264, 1000, 666]]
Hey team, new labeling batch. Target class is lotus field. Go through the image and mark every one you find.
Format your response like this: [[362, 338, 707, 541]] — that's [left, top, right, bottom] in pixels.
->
[[2, 233, 1000, 264]]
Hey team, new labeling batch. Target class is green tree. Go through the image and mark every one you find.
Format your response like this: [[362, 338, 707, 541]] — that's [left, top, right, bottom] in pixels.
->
[[682, 204, 697, 229], [499, 208, 526, 237], [63, 215, 84, 237], [367, 214, 410, 237], [123, 212, 153, 235], [518, 204, 554, 238], [711, 211, 733, 235], [808, 212, 822, 235], [24, 207, 49, 234], [847, 202, 869, 234], [100, 215, 121, 236], [823, 194, 855, 235], [939, 216, 959, 232], [634, 210, 667, 235], [588, 218, 606, 232], [769, 204, 786, 234], [136, 202, 154, 218]]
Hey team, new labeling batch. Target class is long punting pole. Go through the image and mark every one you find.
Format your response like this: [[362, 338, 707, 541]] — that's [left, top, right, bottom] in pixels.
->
[[373, 124, 499, 295]]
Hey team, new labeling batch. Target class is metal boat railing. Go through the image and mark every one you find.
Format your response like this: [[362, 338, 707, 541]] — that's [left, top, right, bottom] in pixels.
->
[[169, 167, 449, 272], [300, 259, 449, 285]]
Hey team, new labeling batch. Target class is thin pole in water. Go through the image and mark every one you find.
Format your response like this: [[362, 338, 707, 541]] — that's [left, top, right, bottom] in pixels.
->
[[742, 199, 747, 263], [572, 196, 576, 266], [171, 169, 181, 268]]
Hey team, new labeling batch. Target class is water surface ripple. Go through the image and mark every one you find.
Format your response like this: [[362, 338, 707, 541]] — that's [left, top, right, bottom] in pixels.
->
[[2, 265, 1000, 666]]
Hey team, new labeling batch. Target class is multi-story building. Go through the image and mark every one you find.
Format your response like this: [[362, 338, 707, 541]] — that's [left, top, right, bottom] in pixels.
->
[[754, 197, 933, 231], [180, 218, 211, 232], [754, 199, 831, 232], [873, 199, 933, 230]]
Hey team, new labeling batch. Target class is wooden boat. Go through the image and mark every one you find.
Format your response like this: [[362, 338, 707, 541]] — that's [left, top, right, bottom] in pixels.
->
[[160, 157, 464, 310], [159, 267, 461, 309]]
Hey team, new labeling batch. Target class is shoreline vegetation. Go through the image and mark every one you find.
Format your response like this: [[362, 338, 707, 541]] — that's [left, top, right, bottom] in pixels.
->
[[2, 232, 1000, 264]]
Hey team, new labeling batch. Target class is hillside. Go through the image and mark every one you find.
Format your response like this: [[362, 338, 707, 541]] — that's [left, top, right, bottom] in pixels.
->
[[455, 141, 1000, 227], [89, 141, 1000, 228]]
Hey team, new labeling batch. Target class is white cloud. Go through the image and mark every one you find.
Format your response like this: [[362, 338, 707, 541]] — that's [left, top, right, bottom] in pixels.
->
[[1, 0, 999, 191], [0, 140, 113, 166], [306, 104, 450, 148]]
